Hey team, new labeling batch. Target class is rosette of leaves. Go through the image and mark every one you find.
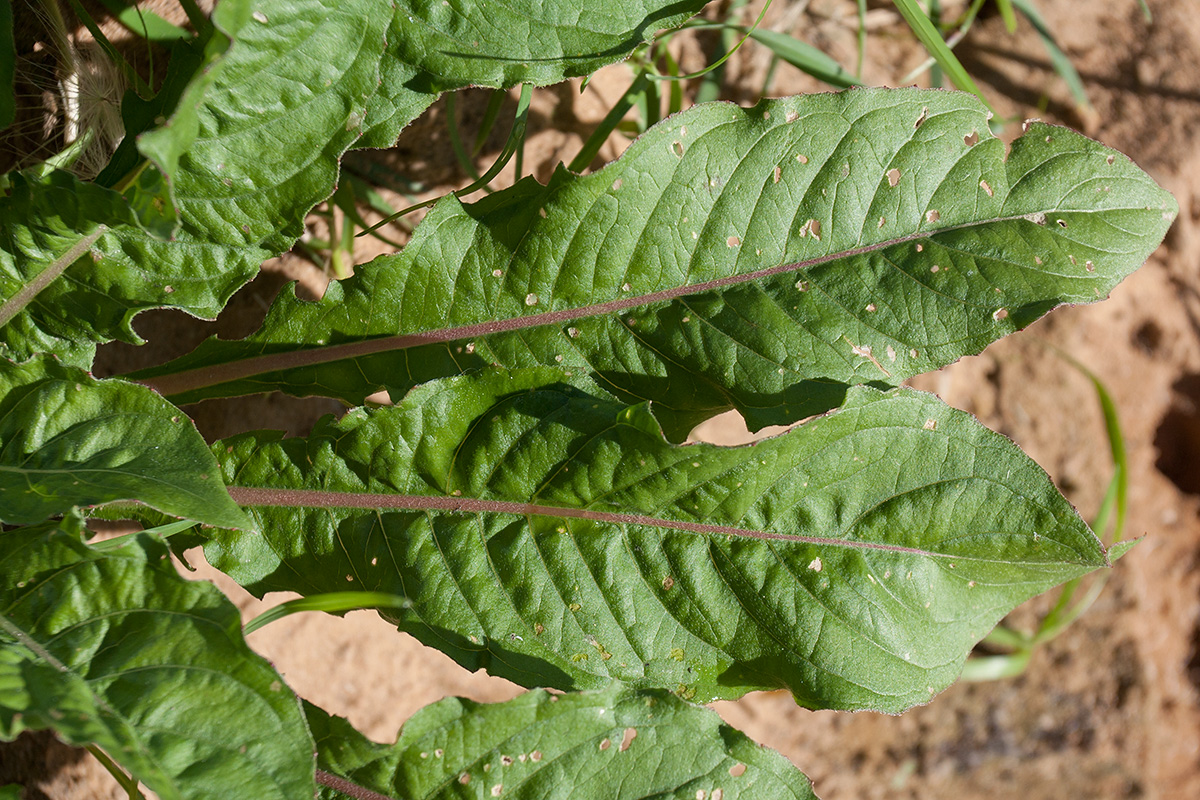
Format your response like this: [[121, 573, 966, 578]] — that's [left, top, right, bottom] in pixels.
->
[[0, 0, 1177, 798]]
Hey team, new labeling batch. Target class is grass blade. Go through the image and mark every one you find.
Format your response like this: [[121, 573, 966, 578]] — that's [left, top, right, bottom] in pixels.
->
[[445, 92, 482, 183], [892, 0, 992, 110], [1010, 0, 1092, 112], [749, 28, 862, 88], [243, 592, 411, 635], [568, 71, 649, 172], [855, 0, 868, 77], [472, 89, 507, 156], [995, 0, 1018, 33]]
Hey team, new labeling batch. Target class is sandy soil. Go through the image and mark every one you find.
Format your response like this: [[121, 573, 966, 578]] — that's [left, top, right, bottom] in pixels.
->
[[4, 1, 1200, 798]]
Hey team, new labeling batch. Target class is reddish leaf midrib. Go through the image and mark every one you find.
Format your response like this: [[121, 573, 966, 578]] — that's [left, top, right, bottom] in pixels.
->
[[134, 218, 1030, 398], [228, 486, 936, 556]]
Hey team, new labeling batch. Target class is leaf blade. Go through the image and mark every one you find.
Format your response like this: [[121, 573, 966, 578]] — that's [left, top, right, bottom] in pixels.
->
[[308, 686, 816, 800], [0, 356, 250, 529], [131, 89, 1176, 438], [0, 518, 313, 800], [207, 369, 1107, 711]]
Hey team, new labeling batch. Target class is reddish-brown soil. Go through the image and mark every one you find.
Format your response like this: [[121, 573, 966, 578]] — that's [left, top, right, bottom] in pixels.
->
[[4, 1, 1200, 798]]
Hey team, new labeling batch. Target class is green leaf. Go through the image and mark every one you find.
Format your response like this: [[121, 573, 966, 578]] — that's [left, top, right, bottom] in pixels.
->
[[0, 517, 314, 800], [3, 0, 700, 366], [748, 28, 861, 89], [1010, 0, 1091, 112], [0, 170, 178, 366], [132, 89, 1178, 439], [134, 0, 707, 268], [892, 0, 991, 109], [242, 591, 411, 635], [95, 0, 192, 42], [0, 356, 250, 529], [206, 368, 1108, 711], [309, 685, 816, 800], [396, 1, 708, 91]]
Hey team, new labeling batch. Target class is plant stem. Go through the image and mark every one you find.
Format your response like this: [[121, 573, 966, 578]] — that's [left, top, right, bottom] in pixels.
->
[[649, 0, 773, 82], [85, 745, 146, 799], [315, 769, 399, 800]]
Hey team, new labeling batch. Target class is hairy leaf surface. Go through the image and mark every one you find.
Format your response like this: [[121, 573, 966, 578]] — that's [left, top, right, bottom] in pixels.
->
[[0, 518, 313, 800], [309, 686, 815, 799], [133, 90, 1176, 438], [0, 356, 250, 528], [208, 369, 1107, 711]]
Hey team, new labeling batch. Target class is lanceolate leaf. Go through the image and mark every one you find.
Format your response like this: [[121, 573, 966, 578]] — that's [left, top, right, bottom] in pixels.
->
[[207, 368, 1107, 712], [1, 0, 704, 365], [0, 517, 314, 800], [131, 89, 1177, 438], [308, 686, 816, 800], [0, 356, 250, 528]]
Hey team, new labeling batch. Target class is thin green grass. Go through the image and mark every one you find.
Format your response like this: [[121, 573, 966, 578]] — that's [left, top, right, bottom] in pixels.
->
[[961, 348, 1130, 681]]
